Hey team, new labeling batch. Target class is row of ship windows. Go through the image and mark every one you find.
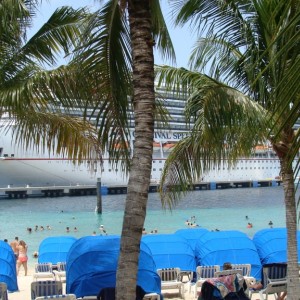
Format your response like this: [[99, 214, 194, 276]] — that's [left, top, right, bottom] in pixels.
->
[[103, 166, 280, 172]]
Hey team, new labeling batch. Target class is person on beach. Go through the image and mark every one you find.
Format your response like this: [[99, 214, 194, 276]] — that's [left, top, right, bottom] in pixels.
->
[[17, 240, 28, 276], [10, 236, 19, 260]]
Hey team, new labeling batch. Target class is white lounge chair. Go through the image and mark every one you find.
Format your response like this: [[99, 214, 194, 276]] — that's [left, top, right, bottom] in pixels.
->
[[231, 263, 256, 287], [215, 269, 243, 277], [143, 292, 161, 300], [231, 264, 251, 276], [193, 265, 220, 297], [157, 268, 184, 298], [53, 262, 66, 282], [0, 282, 8, 300], [258, 263, 287, 300], [31, 280, 63, 300], [35, 294, 76, 300], [33, 263, 55, 281]]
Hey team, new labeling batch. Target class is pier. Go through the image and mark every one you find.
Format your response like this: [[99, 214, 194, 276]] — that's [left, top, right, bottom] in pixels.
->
[[0, 179, 281, 199]]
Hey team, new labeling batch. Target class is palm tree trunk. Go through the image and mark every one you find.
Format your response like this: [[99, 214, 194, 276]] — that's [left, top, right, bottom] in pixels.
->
[[281, 158, 300, 299], [116, 1, 155, 299], [275, 127, 300, 299]]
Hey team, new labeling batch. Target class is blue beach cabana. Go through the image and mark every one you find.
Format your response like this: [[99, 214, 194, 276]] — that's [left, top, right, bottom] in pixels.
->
[[0, 241, 18, 292], [195, 230, 262, 280], [175, 228, 209, 251], [142, 234, 196, 271], [253, 228, 300, 265], [38, 236, 77, 264], [66, 235, 161, 298]]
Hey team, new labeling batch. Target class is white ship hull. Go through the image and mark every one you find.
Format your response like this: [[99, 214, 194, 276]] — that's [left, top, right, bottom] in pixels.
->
[[0, 128, 281, 188]]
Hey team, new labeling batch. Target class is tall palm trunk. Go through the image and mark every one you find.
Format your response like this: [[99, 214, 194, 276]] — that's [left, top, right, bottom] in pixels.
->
[[275, 127, 300, 299], [282, 167, 300, 299], [116, 1, 155, 299]]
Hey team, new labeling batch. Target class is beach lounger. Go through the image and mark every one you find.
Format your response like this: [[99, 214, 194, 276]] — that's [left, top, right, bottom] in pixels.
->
[[258, 263, 287, 300], [231, 264, 256, 287], [35, 294, 76, 300], [53, 262, 66, 282], [192, 265, 220, 297], [0, 282, 8, 300], [31, 280, 63, 300], [33, 263, 55, 281], [231, 264, 251, 277], [157, 267, 184, 298], [143, 293, 161, 299], [215, 269, 243, 277]]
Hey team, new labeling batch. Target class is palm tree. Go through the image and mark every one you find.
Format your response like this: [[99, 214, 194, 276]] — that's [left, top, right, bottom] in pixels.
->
[[156, 0, 300, 297], [71, 1, 174, 298], [0, 1, 101, 161]]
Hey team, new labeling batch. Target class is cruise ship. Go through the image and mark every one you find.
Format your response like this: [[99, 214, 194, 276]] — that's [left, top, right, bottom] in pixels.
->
[[0, 89, 281, 189]]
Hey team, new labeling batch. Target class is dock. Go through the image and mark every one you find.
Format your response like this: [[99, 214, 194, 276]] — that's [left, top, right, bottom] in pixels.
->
[[0, 179, 281, 199]]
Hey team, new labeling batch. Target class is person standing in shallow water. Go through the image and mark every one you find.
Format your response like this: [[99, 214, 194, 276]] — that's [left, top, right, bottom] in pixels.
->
[[17, 240, 28, 276]]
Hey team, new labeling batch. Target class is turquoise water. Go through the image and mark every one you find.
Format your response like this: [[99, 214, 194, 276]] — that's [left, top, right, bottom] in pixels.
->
[[0, 186, 289, 268]]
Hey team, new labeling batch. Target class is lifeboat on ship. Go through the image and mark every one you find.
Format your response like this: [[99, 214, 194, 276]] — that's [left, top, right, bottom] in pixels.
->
[[162, 142, 176, 152], [114, 142, 129, 150], [153, 142, 161, 152], [255, 144, 268, 152]]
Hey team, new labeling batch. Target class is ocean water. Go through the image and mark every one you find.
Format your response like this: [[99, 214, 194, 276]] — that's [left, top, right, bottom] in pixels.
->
[[0, 186, 290, 268]]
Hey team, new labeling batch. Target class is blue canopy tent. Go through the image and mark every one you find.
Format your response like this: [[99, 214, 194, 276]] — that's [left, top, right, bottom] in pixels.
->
[[38, 236, 77, 264], [253, 228, 300, 265], [195, 230, 262, 280], [0, 241, 18, 292], [66, 235, 161, 298], [142, 234, 196, 271], [175, 228, 209, 251]]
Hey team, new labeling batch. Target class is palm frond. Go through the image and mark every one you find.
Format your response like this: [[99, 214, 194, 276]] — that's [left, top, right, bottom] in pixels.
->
[[156, 65, 270, 208], [1, 111, 101, 162], [150, 0, 176, 64], [71, 0, 133, 173]]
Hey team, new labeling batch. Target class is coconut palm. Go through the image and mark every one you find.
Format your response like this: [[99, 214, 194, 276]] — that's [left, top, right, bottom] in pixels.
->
[[71, 1, 174, 298], [156, 0, 300, 297], [0, 1, 101, 160]]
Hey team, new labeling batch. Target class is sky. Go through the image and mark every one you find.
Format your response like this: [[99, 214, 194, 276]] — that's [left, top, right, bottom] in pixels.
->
[[31, 0, 195, 68]]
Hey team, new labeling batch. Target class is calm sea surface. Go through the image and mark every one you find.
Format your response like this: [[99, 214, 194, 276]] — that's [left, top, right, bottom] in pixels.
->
[[0, 186, 291, 268]]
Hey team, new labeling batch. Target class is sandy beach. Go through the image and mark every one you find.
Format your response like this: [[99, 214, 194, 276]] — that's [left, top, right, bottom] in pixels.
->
[[8, 267, 266, 300]]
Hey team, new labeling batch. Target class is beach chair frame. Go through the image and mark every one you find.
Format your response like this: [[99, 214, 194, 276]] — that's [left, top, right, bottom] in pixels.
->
[[193, 265, 220, 297], [157, 268, 184, 298], [258, 263, 287, 300], [31, 280, 63, 300], [0, 282, 8, 300], [33, 263, 55, 281]]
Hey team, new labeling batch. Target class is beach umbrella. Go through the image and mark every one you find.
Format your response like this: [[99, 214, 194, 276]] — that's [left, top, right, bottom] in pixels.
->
[[38, 236, 77, 264], [142, 233, 196, 271], [66, 235, 161, 298], [0, 241, 18, 292], [195, 230, 262, 280], [253, 227, 300, 265]]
